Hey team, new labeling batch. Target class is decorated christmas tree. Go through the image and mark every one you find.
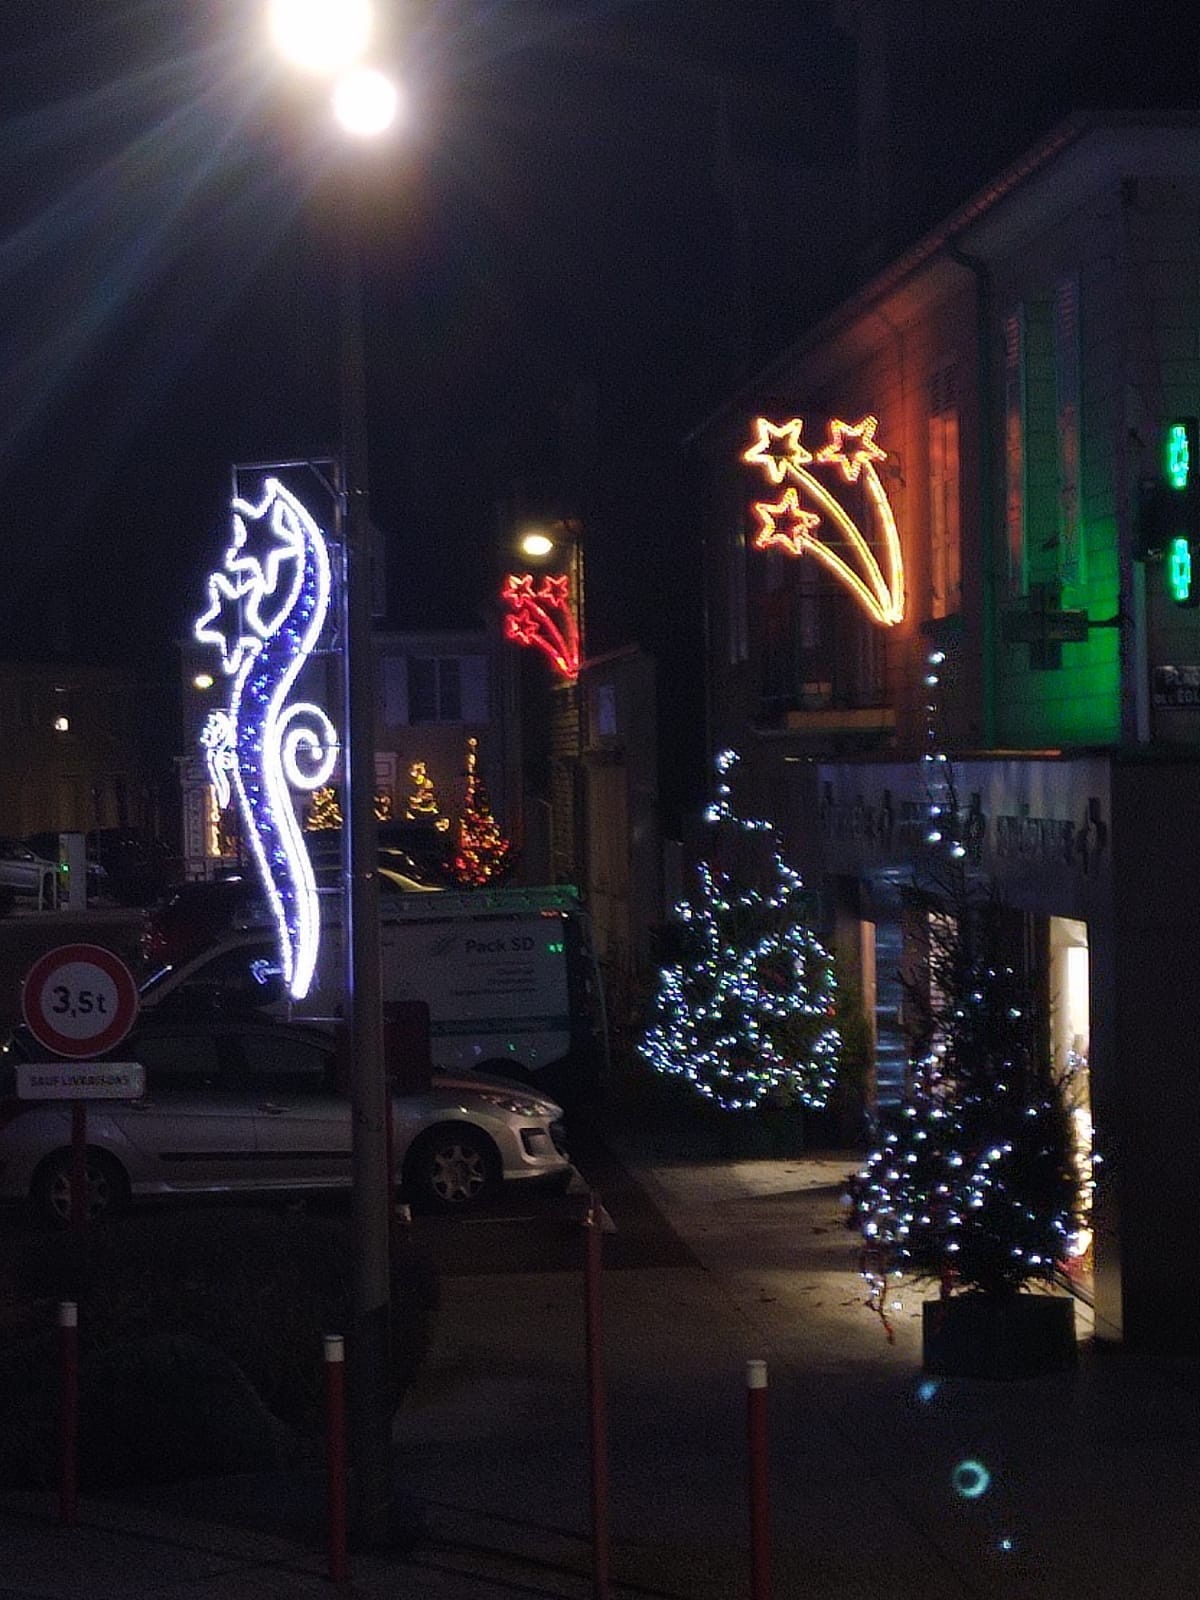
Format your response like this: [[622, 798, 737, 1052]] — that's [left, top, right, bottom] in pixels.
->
[[453, 737, 513, 887], [405, 761, 450, 832], [305, 785, 343, 831], [639, 750, 840, 1113], [851, 872, 1079, 1314]]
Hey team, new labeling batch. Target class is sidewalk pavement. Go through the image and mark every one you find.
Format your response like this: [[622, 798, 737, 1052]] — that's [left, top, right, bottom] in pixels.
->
[[2, 1147, 1197, 1599]]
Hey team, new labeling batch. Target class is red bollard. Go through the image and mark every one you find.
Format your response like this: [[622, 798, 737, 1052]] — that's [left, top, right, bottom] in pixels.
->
[[584, 1191, 610, 1600], [59, 1301, 79, 1527], [324, 1335, 348, 1584], [747, 1359, 770, 1600]]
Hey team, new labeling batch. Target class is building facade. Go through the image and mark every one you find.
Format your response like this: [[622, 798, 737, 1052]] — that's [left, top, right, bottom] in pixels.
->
[[178, 625, 521, 883], [697, 116, 1200, 1360], [0, 659, 156, 839]]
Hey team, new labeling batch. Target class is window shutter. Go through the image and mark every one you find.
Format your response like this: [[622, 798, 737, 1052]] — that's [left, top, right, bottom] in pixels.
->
[[928, 361, 961, 618], [1054, 274, 1084, 589], [460, 655, 490, 722], [1004, 309, 1027, 596], [383, 656, 409, 726]]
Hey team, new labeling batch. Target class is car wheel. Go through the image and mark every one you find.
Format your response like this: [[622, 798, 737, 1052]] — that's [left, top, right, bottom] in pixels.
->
[[31, 1148, 129, 1226], [406, 1125, 500, 1212]]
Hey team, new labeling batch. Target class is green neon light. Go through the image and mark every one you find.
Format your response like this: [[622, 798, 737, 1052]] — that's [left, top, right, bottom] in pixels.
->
[[1168, 535, 1193, 602], [1167, 422, 1192, 491]]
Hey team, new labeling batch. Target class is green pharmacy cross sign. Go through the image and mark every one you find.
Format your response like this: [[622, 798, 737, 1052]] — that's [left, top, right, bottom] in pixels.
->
[[1163, 417, 1200, 606], [1168, 534, 1194, 605], [1166, 420, 1192, 491]]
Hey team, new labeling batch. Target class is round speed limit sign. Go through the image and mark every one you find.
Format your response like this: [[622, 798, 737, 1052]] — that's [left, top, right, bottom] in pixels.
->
[[21, 943, 140, 1059]]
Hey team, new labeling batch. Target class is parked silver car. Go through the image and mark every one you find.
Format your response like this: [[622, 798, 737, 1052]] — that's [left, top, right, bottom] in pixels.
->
[[0, 1016, 571, 1223], [0, 836, 57, 907]]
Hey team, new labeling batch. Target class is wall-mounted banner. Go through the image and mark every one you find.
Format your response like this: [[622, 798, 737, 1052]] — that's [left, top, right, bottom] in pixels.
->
[[741, 415, 905, 626], [1152, 664, 1200, 708], [193, 472, 338, 1000]]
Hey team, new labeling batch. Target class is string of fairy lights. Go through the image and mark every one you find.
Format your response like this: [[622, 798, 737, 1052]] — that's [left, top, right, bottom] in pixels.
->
[[852, 644, 1078, 1327], [922, 648, 966, 860]]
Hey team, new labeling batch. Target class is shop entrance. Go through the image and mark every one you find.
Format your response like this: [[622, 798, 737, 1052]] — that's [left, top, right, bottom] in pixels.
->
[[1049, 915, 1094, 1298]]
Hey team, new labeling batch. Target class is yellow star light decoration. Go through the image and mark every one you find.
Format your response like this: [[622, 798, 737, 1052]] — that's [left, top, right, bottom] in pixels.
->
[[742, 414, 905, 626], [741, 416, 813, 483], [815, 414, 888, 482]]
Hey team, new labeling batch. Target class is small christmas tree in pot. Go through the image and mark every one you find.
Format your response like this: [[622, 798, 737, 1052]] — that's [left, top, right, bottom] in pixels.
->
[[851, 870, 1080, 1377], [639, 750, 840, 1155]]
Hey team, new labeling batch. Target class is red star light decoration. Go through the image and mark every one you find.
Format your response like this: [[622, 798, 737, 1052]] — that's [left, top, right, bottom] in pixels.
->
[[500, 571, 581, 680], [742, 414, 905, 626]]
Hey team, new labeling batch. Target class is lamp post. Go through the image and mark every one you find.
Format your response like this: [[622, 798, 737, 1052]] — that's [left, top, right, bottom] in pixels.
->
[[518, 518, 586, 667], [514, 518, 587, 888], [268, 0, 400, 1545]]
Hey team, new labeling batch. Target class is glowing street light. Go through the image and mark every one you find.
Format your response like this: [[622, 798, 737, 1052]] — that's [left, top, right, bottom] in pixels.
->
[[267, 0, 373, 74], [332, 66, 402, 138], [519, 529, 556, 559]]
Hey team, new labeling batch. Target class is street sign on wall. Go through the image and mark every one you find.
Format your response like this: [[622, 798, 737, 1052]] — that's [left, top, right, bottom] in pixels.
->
[[20, 944, 140, 1060]]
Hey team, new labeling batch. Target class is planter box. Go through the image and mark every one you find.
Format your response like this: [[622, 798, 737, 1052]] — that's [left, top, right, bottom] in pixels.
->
[[922, 1292, 1077, 1380]]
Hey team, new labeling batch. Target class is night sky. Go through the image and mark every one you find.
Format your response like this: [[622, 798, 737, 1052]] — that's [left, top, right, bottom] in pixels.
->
[[1, 2, 1196, 816]]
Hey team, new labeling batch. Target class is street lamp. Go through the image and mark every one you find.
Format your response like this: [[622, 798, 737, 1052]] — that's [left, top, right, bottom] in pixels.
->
[[505, 518, 587, 888], [268, 0, 399, 1546], [514, 517, 587, 668]]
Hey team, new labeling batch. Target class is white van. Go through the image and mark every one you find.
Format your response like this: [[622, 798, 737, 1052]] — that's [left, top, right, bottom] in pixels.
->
[[139, 885, 609, 1106]]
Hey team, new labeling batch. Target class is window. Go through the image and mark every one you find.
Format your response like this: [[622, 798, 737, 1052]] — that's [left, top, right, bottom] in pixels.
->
[[409, 656, 461, 721], [1054, 274, 1084, 591], [162, 943, 286, 1015], [728, 516, 749, 665], [385, 654, 489, 725], [18, 687, 38, 732], [928, 364, 962, 618], [131, 1031, 222, 1090], [243, 1033, 335, 1094]]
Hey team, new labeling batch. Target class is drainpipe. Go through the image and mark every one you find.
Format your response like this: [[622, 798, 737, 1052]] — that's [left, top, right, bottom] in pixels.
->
[[944, 239, 996, 747]]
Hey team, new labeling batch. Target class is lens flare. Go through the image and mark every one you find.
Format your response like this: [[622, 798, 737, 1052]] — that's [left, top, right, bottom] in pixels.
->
[[952, 1459, 992, 1499]]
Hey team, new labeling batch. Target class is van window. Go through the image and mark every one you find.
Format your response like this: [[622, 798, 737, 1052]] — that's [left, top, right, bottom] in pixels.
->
[[164, 944, 285, 1014], [132, 1031, 222, 1090]]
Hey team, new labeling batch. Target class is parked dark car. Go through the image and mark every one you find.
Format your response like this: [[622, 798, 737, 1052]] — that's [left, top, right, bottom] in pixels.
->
[[140, 851, 443, 969], [87, 829, 183, 906], [139, 876, 259, 969]]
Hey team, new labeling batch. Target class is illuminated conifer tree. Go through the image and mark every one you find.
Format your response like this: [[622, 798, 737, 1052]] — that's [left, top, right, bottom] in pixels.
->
[[852, 873, 1078, 1303], [639, 750, 840, 1112], [306, 785, 343, 831], [453, 737, 513, 886], [405, 761, 449, 832]]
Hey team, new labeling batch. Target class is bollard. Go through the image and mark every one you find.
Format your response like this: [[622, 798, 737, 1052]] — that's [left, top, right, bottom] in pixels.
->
[[59, 1302, 79, 1527], [324, 1335, 348, 1584], [584, 1191, 610, 1600], [747, 1359, 770, 1600]]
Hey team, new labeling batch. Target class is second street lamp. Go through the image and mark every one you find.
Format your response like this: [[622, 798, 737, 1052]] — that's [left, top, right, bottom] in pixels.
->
[[267, 0, 399, 1546]]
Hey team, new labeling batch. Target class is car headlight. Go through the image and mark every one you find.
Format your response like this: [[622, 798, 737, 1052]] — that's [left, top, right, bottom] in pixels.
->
[[472, 1090, 558, 1119]]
